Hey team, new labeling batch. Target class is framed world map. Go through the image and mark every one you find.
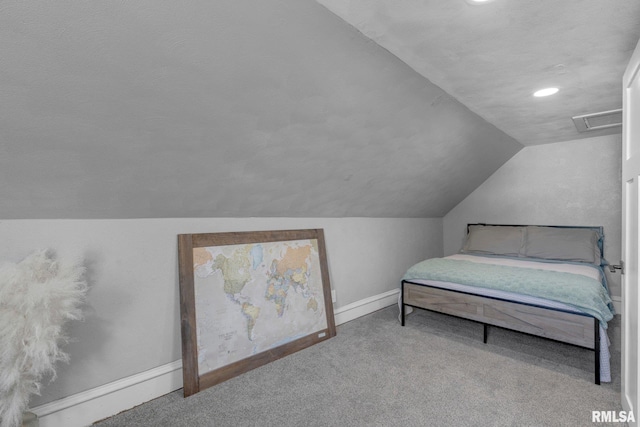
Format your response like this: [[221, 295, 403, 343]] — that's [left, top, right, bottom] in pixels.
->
[[177, 229, 336, 397]]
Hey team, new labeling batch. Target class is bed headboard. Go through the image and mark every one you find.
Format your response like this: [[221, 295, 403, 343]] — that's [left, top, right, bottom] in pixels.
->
[[463, 223, 604, 266]]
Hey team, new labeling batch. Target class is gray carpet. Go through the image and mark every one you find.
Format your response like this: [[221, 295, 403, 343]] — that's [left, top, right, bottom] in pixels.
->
[[95, 306, 622, 426]]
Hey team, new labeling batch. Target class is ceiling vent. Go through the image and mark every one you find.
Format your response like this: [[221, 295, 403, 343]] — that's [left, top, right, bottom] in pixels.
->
[[572, 109, 622, 132]]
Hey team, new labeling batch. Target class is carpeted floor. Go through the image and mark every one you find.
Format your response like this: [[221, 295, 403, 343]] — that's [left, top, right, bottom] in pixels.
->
[[95, 306, 622, 426]]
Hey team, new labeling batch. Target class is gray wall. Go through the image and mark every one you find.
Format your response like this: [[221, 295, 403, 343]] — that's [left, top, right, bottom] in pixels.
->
[[2, 135, 622, 409], [443, 134, 622, 298], [0, 217, 442, 406]]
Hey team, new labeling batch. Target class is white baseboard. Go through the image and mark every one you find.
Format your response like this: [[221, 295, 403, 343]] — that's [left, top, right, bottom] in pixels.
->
[[29, 289, 399, 427], [30, 360, 183, 427], [333, 288, 399, 326]]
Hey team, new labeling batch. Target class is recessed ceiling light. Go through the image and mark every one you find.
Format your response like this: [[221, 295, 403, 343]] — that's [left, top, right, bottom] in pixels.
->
[[533, 87, 559, 97], [466, 0, 494, 4]]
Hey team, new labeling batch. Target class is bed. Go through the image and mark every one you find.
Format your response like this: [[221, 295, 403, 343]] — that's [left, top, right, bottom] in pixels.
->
[[400, 224, 615, 384]]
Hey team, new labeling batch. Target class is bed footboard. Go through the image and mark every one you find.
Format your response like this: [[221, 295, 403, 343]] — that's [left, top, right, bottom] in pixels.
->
[[401, 281, 600, 384]]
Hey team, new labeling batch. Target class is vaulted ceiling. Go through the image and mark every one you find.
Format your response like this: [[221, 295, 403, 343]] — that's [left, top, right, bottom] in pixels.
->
[[0, 1, 637, 219], [317, 0, 640, 146]]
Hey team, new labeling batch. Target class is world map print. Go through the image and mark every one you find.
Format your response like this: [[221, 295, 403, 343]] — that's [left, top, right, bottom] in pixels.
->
[[192, 239, 328, 375]]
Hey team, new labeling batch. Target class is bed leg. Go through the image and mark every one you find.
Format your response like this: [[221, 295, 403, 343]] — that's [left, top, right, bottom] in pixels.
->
[[483, 324, 488, 344], [594, 318, 600, 385], [401, 282, 405, 327]]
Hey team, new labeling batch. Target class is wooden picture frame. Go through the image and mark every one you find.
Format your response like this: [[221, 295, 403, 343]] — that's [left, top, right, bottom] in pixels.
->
[[177, 228, 336, 397]]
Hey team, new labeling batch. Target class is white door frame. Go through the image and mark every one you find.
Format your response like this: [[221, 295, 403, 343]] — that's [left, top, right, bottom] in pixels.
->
[[622, 37, 640, 424]]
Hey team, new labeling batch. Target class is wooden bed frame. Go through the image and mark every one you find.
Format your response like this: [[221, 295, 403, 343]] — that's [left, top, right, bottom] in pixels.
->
[[400, 224, 604, 385]]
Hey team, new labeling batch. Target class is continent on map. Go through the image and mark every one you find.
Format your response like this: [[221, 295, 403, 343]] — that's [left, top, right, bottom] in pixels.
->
[[241, 302, 260, 340], [274, 245, 311, 281], [250, 245, 263, 270], [265, 277, 288, 317], [203, 244, 266, 341], [265, 244, 313, 317], [307, 297, 318, 312], [212, 245, 253, 295]]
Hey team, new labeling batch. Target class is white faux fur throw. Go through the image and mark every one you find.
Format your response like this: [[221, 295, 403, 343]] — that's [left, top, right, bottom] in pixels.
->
[[0, 250, 87, 427]]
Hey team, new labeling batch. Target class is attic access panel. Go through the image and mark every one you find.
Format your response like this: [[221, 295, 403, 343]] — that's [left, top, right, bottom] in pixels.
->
[[572, 109, 622, 132]]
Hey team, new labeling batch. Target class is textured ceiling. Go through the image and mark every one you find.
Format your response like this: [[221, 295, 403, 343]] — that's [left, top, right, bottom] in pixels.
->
[[317, 0, 640, 146], [0, 0, 524, 219], [3, 1, 637, 220]]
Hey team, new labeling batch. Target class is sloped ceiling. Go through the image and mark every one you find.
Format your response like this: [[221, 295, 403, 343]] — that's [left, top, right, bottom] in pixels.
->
[[317, 0, 640, 146], [3, 0, 592, 220]]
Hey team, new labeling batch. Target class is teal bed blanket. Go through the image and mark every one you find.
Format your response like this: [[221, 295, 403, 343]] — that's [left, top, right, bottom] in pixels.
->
[[402, 258, 614, 327]]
